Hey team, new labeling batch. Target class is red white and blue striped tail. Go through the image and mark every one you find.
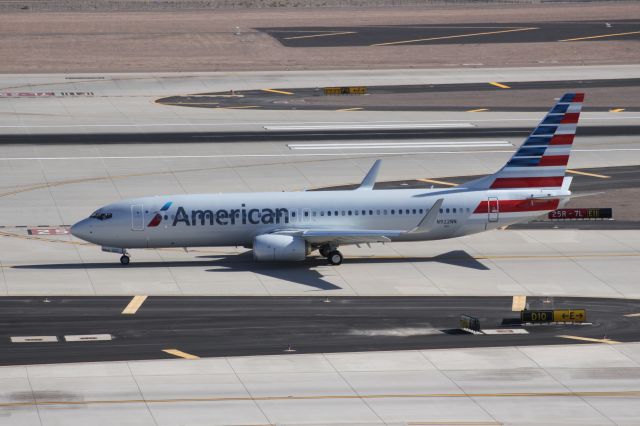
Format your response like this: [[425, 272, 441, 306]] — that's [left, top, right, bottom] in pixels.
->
[[465, 93, 583, 189]]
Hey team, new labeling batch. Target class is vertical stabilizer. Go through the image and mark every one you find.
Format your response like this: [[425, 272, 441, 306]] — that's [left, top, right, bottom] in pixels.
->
[[464, 93, 583, 189]]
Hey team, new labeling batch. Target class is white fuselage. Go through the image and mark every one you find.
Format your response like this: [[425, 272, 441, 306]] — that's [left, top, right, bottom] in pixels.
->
[[70, 186, 567, 250]]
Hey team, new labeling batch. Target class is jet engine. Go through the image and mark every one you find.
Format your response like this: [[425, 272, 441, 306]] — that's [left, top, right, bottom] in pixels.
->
[[253, 234, 309, 261]]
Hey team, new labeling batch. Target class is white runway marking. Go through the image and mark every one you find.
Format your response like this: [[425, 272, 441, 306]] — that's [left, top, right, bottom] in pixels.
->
[[64, 334, 113, 342], [288, 140, 512, 150], [264, 123, 475, 131], [1, 148, 640, 161], [11, 336, 58, 343]]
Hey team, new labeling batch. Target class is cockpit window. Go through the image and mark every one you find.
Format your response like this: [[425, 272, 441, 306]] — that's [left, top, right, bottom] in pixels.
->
[[90, 211, 112, 221]]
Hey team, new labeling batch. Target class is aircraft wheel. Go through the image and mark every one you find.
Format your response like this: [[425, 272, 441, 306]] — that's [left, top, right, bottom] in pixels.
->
[[319, 246, 331, 258], [120, 255, 130, 265], [327, 250, 343, 266]]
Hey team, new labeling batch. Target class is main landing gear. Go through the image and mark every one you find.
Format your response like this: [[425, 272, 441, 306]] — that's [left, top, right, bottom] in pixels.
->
[[120, 254, 130, 265], [320, 245, 343, 265]]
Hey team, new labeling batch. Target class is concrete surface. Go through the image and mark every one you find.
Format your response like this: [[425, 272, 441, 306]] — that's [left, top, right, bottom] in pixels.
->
[[2, 229, 640, 298], [0, 343, 639, 425]]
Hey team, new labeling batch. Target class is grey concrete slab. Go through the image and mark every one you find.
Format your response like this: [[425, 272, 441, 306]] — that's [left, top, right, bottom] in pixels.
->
[[0, 343, 639, 426]]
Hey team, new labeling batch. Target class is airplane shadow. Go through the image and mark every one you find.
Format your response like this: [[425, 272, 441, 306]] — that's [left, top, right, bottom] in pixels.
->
[[12, 250, 488, 292]]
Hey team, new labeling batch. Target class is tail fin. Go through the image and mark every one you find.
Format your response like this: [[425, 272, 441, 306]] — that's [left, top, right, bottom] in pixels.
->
[[465, 93, 583, 189]]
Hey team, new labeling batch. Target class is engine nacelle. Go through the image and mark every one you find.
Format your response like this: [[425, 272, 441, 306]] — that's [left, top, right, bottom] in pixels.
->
[[253, 234, 309, 262]]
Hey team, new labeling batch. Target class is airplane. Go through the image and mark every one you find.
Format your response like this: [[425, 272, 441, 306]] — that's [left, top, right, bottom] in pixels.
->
[[71, 93, 583, 266]]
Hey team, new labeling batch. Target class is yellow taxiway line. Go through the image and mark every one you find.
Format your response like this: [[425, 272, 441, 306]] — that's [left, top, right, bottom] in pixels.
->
[[566, 169, 611, 179], [467, 108, 489, 112], [0, 390, 638, 408], [121, 295, 148, 315], [489, 82, 510, 89], [372, 27, 538, 46], [559, 30, 640, 42], [609, 108, 625, 113], [284, 31, 356, 40], [162, 349, 201, 360], [557, 335, 621, 344], [417, 178, 458, 187], [261, 88, 293, 95], [624, 313, 640, 318]]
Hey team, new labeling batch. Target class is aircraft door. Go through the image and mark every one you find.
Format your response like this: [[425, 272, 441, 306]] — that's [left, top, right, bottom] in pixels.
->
[[488, 197, 499, 222], [131, 204, 145, 231]]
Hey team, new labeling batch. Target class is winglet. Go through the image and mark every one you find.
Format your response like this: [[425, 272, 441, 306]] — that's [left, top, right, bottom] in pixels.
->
[[409, 198, 443, 234], [356, 160, 381, 190]]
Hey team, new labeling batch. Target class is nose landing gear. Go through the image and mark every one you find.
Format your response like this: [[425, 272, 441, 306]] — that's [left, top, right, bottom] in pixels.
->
[[120, 254, 130, 265]]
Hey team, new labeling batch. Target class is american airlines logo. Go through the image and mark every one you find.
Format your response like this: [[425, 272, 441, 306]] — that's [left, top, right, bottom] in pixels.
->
[[147, 202, 173, 227], [172, 204, 290, 227]]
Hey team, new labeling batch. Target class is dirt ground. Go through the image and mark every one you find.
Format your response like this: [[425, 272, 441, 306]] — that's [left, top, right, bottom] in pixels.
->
[[2, 3, 639, 73]]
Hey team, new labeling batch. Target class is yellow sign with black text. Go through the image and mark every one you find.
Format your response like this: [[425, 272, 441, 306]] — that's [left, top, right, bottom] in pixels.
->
[[553, 309, 586, 323]]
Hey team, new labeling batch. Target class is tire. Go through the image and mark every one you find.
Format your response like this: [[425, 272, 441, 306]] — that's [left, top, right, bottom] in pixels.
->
[[120, 255, 130, 265], [328, 250, 343, 266], [319, 246, 331, 258]]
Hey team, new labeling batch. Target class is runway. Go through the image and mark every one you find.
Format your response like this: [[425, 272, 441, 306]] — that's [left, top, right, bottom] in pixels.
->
[[262, 20, 640, 47], [0, 296, 638, 366]]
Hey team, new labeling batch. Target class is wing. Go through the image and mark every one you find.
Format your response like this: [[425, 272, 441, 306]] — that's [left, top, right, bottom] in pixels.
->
[[274, 228, 404, 245], [272, 198, 444, 245]]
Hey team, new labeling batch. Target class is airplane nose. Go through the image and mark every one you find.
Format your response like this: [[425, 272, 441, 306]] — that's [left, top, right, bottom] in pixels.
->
[[70, 219, 91, 241]]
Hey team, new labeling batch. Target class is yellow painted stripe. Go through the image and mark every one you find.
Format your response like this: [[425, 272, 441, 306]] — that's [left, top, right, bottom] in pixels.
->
[[566, 169, 611, 179], [489, 82, 510, 89], [467, 108, 489, 112], [559, 30, 640, 42], [336, 107, 364, 112], [512, 295, 526, 312], [610, 108, 625, 113], [557, 335, 621, 344], [163, 349, 200, 360], [417, 178, 458, 187], [0, 390, 638, 408], [372, 27, 538, 46], [624, 313, 640, 317], [284, 31, 356, 40], [261, 88, 293, 95], [121, 295, 148, 315]]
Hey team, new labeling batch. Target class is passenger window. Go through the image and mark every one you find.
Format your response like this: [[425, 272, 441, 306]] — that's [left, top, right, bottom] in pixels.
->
[[335, 211, 338, 216], [362, 210, 366, 215], [453, 208, 457, 213], [341, 211, 345, 216], [398, 210, 402, 215], [304, 211, 309, 217], [369, 210, 373, 215], [292, 211, 296, 217], [439, 209, 443, 213], [354, 210, 358, 216], [327, 211, 331, 216], [383, 210, 388, 215], [406, 209, 409, 214], [446, 208, 450, 213], [348, 211, 352, 216], [320, 211, 324, 216], [376, 210, 380, 215], [412, 209, 416, 214]]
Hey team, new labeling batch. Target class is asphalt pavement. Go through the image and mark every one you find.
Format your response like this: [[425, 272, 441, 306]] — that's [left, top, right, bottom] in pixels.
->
[[259, 20, 640, 47], [0, 296, 638, 366]]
